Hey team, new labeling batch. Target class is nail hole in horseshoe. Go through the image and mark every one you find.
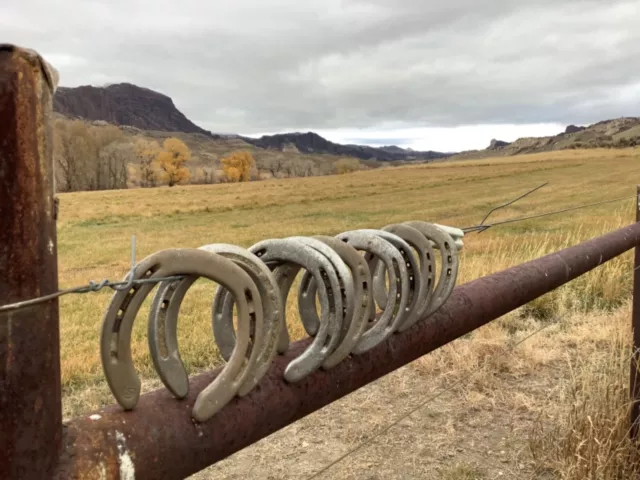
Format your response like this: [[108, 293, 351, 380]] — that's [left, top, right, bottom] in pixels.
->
[[319, 267, 336, 314], [109, 332, 118, 361]]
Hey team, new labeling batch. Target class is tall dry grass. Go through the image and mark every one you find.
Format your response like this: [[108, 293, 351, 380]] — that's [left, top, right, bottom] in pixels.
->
[[54, 146, 640, 479], [529, 307, 640, 479]]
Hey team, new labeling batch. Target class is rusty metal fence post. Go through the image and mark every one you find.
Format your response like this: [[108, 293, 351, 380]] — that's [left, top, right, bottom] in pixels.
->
[[0, 45, 62, 479], [631, 185, 640, 439]]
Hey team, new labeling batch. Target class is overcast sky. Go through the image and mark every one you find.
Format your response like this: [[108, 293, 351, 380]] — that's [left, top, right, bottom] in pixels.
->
[[2, 0, 639, 152]]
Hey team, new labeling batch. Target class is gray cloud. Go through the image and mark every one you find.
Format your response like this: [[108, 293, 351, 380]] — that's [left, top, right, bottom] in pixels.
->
[[2, 0, 639, 135]]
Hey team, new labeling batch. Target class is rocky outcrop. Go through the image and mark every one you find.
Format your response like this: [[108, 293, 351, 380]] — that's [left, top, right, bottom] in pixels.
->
[[564, 124, 585, 134], [53, 83, 215, 137], [488, 139, 511, 149]]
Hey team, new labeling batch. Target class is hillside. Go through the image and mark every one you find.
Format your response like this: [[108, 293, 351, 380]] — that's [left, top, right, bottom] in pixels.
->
[[450, 117, 640, 160], [53, 83, 216, 137], [52, 82, 639, 165], [52, 83, 449, 162], [240, 131, 451, 162]]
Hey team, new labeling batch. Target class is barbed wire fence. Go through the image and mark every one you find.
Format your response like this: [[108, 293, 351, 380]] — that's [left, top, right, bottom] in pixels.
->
[[1, 185, 635, 314]]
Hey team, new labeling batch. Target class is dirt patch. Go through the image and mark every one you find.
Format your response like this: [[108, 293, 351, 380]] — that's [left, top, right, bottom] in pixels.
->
[[188, 360, 566, 479]]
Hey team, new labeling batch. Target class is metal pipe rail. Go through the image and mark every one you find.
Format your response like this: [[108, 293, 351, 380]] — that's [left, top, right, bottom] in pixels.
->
[[3, 43, 640, 480], [52, 221, 640, 479]]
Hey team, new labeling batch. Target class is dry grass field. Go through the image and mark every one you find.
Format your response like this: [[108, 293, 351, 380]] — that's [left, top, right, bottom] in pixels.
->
[[56, 147, 640, 478]]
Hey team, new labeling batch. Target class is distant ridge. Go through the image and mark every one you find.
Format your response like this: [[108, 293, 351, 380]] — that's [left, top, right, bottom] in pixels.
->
[[240, 131, 451, 162], [53, 83, 217, 137]]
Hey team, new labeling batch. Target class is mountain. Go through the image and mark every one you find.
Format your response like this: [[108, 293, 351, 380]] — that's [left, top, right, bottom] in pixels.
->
[[53, 83, 448, 161], [240, 132, 451, 162], [449, 117, 640, 161], [52, 82, 639, 165], [53, 83, 216, 137]]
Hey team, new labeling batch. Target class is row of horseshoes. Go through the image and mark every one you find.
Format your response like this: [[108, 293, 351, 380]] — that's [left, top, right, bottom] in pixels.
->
[[100, 221, 464, 422]]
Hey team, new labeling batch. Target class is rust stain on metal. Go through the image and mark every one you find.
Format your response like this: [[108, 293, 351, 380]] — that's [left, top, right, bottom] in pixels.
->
[[0, 44, 62, 479], [55, 222, 640, 480]]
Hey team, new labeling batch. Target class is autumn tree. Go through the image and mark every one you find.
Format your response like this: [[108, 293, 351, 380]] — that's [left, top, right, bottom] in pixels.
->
[[53, 119, 131, 192], [334, 158, 361, 174], [156, 137, 191, 186], [221, 150, 255, 182], [133, 138, 161, 187]]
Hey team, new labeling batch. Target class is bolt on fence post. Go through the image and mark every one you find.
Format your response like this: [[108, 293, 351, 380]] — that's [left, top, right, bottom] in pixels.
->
[[0, 45, 62, 478], [632, 185, 640, 440]]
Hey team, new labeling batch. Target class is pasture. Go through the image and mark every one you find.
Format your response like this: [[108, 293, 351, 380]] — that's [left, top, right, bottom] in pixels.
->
[[56, 147, 640, 478]]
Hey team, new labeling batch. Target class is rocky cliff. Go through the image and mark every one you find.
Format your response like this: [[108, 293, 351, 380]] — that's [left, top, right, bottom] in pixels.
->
[[53, 83, 215, 137]]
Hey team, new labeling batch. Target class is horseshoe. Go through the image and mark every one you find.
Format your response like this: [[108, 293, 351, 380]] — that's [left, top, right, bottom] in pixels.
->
[[249, 237, 343, 382], [374, 223, 435, 331], [357, 229, 421, 334], [433, 223, 465, 251], [403, 221, 460, 315], [100, 248, 262, 423], [147, 244, 282, 401], [295, 235, 370, 368], [335, 229, 409, 354], [288, 236, 353, 339]]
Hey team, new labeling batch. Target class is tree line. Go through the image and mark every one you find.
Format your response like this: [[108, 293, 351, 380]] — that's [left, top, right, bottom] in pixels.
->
[[53, 119, 364, 192]]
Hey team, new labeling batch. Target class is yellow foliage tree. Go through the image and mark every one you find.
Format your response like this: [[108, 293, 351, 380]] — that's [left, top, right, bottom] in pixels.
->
[[133, 138, 161, 187], [156, 137, 191, 187], [221, 150, 255, 182]]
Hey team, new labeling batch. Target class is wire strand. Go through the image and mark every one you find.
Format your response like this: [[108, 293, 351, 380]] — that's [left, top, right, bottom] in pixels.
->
[[0, 192, 636, 314], [0, 235, 185, 314], [463, 194, 635, 234], [304, 320, 557, 480], [303, 256, 640, 479], [479, 182, 548, 226]]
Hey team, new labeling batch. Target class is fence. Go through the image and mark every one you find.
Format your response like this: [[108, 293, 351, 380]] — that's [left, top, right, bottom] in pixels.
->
[[2, 44, 640, 480]]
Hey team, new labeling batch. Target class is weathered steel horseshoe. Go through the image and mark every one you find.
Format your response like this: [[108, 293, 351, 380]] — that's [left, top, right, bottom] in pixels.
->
[[100, 248, 261, 423], [295, 235, 370, 368], [205, 243, 284, 394], [335, 229, 409, 354], [433, 223, 465, 251], [147, 244, 282, 402], [374, 223, 435, 331], [249, 237, 343, 382], [289, 236, 353, 341], [357, 229, 421, 334], [403, 221, 460, 316]]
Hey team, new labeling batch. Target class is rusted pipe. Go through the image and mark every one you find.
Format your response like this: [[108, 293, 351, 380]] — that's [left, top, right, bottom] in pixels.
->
[[54, 220, 640, 480], [0, 45, 62, 479]]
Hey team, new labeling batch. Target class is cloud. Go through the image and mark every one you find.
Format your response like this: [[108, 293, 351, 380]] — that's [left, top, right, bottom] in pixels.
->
[[2, 0, 639, 151]]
